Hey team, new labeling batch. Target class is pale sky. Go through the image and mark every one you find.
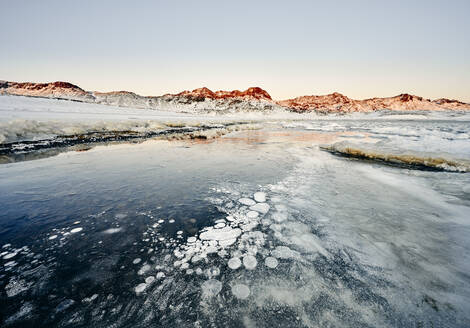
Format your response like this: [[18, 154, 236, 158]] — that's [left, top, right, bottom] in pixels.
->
[[1, 0, 469, 101]]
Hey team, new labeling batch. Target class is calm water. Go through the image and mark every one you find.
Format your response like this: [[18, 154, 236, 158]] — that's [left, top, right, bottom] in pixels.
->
[[1, 119, 470, 327]]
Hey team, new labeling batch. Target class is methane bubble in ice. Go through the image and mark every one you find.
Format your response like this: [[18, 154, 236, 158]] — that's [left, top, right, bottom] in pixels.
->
[[70, 227, 83, 234], [48, 235, 58, 240], [246, 211, 259, 219], [228, 257, 241, 269], [264, 256, 279, 268], [145, 276, 155, 284], [103, 228, 122, 234], [231, 284, 250, 299], [135, 283, 147, 295], [238, 198, 256, 206], [156, 272, 165, 279], [250, 203, 270, 214], [253, 192, 267, 203], [271, 246, 300, 259], [133, 258, 141, 264], [115, 213, 127, 219], [243, 255, 257, 270], [201, 279, 222, 298], [187, 236, 197, 243]]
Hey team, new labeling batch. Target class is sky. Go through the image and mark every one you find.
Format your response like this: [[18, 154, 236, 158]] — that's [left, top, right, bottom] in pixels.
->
[[1, 0, 469, 101]]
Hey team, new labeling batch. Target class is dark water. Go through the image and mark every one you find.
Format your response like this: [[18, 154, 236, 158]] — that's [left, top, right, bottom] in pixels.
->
[[1, 128, 469, 327]]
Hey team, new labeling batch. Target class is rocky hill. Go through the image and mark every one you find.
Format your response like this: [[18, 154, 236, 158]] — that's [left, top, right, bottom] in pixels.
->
[[1, 80, 469, 113]]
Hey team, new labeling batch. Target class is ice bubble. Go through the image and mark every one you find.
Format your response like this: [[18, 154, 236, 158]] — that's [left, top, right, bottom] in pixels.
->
[[158, 219, 164, 223], [271, 246, 300, 259], [231, 284, 250, 299], [145, 276, 155, 284], [177, 230, 183, 235], [239, 198, 256, 206], [169, 219, 175, 223], [70, 227, 83, 234], [250, 203, 270, 214], [73, 221, 81, 225], [2, 244, 11, 248], [55, 299, 75, 313], [103, 228, 122, 234], [49, 235, 58, 240], [156, 272, 165, 279], [272, 212, 288, 222], [181, 262, 189, 269], [264, 257, 279, 268], [243, 255, 257, 270], [201, 279, 222, 297], [226, 216, 235, 222], [206, 267, 220, 278], [135, 283, 147, 294], [228, 257, 242, 269], [115, 214, 127, 219], [187, 236, 197, 243], [246, 211, 259, 219], [195, 268, 203, 275], [215, 222, 226, 229], [254, 192, 267, 203], [132, 258, 142, 264], [3, 252, 18, 260], [186, 269, 194, 275], [200, 227, 241, 241], [138, 264, 151, 275], [219, 238, 237, 247], [4, 261, 17, 267]]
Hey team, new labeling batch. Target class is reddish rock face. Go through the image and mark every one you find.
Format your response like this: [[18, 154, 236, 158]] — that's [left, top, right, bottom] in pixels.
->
[[172, 87, 272, 101]]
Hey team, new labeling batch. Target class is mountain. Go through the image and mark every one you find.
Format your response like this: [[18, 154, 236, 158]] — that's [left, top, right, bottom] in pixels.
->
[[276, 92, 470, 112], [1, 80, 469, 113]]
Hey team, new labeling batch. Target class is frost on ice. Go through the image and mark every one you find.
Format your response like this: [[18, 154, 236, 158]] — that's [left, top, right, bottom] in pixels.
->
[[201, 279, 222, 297]]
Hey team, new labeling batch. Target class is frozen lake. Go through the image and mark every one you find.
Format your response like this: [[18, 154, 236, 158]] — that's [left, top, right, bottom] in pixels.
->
[[1, 96, 470, 327]]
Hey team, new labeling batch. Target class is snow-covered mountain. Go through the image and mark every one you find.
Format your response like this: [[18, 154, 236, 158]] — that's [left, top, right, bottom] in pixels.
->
[[1, 80, 469, 113], [276, 92, 470, 112]]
